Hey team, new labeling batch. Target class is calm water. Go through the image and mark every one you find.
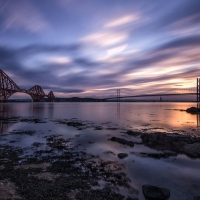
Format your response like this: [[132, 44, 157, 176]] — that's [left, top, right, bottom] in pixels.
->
[[1, 102, 200, 199]]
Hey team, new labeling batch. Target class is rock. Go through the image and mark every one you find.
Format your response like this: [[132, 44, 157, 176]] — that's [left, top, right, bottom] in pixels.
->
[[140, 132, 200, 157], [181, 143, 200, 157], [125, 130, 141, 136], [194, 196, 200, 200], [118, 153, 128, 159], [67, 121, 83, 127], [186, 107, 200, 114], [139, 151, 177, 159], [32, 142, 44, 147], [126, 197, 139, 200], [109, 137, 134, 147], [142, 185, 170, 200]]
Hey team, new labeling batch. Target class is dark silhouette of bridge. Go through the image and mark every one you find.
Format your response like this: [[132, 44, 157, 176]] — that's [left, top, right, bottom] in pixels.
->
[[0, 69, 55, 102]]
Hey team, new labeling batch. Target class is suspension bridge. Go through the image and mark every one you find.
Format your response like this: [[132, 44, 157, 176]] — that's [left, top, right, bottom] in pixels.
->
[[105, 83, 200, 102], [101, 79, 200, 102], [0, 69, 200, 102]]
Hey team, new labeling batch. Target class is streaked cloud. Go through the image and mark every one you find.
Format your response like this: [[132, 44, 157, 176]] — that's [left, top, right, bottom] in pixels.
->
[[49, 57, 72, 64], [81, 31, 128, 47], [107, 44, 127, 56], [0, 0, 49, 33], [105, 14, 140, 28]]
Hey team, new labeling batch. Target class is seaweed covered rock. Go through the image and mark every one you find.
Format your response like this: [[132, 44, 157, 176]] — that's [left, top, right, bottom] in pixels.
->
[[109, 137, 134, 147], [141, 132, 200, 158], [142, 185, 170, 200], [118, 153, 128, 159]]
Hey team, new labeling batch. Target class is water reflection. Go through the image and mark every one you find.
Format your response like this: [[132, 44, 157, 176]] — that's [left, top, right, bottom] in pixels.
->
[[29, 103, 45, 117], [197, 103, 200, 127], [47, 103, 54, 119], [117, 103, 120, 121], [0, 104, 15, 134], [0, 116, 10, 134]]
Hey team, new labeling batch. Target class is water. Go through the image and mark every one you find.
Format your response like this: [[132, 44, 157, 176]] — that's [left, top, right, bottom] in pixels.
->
[[0, 102, 200, 199]]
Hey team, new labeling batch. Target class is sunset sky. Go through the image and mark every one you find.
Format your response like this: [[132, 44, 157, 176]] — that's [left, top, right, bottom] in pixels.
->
[[0, 0, 200, 99]]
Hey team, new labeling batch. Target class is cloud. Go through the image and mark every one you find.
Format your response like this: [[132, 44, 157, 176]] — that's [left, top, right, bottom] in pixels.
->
[[42, 86, 84, 94], [81, 31, 128, 47], [0, 0, 50, 33], [157, 35, 200, 51], [105, 14, 140, 28], [17, 43, 82, 56], [48, 57, 72, 64], [158, 1, 200, 32], [107, 44, 127, 56]]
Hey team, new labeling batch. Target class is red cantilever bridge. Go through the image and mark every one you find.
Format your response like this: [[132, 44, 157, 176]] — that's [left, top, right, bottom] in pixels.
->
[[0, 69, 55, 102]]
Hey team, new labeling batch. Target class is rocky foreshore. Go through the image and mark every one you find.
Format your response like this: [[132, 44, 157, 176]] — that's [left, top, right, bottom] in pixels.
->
[[108, 130, 200, 158], [0, 134, 137, 200], [141, 132, 200, 158], [1, 116, 200, 199]]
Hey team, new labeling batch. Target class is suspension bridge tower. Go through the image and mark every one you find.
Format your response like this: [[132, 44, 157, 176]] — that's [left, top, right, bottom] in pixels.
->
[[117, 89, 120, 102], [197, 78, 200, 102]]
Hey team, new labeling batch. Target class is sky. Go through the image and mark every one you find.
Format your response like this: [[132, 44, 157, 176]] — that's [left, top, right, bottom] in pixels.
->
[[0, 0, 200, 99]]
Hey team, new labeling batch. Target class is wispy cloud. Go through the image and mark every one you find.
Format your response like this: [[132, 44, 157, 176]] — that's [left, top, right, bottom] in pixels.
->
[[0, 0, 50, 33], [81, 31, 128, 47], [48, 57, 72, 64], [105, 14, 140, 28]]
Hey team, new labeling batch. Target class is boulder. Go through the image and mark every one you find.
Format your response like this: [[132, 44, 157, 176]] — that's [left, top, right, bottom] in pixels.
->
[[142, 184, 170, 200], [186, 107, 200, 114], [110, 137, 134, 147], [125, 130, 141, 136], [180, 143, 200, 157], [118, 153, 128, 159]]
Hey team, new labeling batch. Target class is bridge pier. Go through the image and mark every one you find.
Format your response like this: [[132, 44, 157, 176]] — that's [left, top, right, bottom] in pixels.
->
[[197, 78, 200, 102]]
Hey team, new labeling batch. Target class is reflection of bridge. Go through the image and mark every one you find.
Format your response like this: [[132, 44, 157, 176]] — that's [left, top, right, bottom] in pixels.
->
[[105, 78, 200, 102], [0, 69, 55, 102]]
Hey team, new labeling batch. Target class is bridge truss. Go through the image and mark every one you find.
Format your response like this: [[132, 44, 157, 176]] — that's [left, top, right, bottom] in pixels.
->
[[0, 69, 56, 102]]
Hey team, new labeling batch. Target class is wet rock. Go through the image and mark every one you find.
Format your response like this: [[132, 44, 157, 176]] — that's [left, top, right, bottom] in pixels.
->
[[118, 153, 128, 159], [67, 121, 84, 127], [109, 137, 134, 147], [126, 197, 139, 200], [106, 127, 118, 130], [180, 143, 200, 157], [186, 107, 200, 114], [141, 132, 200, 157], [9, 130, 35, 136], [94, 126, 102, 130], [20, 118, 46, 123], [104, 150, 115, 155], [125, 130, 141, 136], [142, 184, 170, 200], [32, 142, 44, 147], [138, 151, 177, 159]]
